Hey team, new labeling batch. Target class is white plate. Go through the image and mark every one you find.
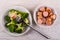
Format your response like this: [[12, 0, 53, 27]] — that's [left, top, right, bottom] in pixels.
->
[[33, 5, 58, 28], [1, 6, 32, 36], [33, 4, 60, 39]]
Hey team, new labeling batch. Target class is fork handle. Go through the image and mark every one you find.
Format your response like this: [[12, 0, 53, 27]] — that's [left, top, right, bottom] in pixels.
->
[[27, 24, 50, 39], [20, 19, 50, 39]]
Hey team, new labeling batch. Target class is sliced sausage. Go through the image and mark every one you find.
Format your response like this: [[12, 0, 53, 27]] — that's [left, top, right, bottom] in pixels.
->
[[42, 18, 46, 24], [46, 17, 52, 25], [37, 12, 42, 16], [46, 7, 52, 13], [43, 11, 49, 17], [50, 14, 56, 20], [38, 19, 43, 24], [39, 7, 45, 12]]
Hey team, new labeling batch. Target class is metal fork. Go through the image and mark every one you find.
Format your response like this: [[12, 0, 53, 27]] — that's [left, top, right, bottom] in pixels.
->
[[16, 16, 50, 39]]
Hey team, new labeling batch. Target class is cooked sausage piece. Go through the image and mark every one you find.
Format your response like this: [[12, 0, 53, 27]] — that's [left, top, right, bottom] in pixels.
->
[[43, 11, 49, 17], [37, 15, 43, 19], [38, 19, 43, 24], [37, 12, 42, 16], [42, 18, 46, 24], [49, 12, 53, 16], [50, 14, 56, 20], [46, 7, 52, 13], [46, 17, 52, 25], [39, 7, 45, 12]]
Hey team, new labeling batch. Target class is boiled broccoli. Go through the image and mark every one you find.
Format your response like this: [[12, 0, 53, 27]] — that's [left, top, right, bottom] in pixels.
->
[[9, 9, 17, 14], [5, 18, 17, 32], [7, 20, 15, 26], [9, 9, 29, 19], [15, 28, 23, 33], [4, 15, 11, 22], [15, 23, 24, 33], [5, 9, 29, 33], [7, 18, 17, 25], [21, 13, 28, 20], [5, 23, 8, 28], [8, 24, 15, 32], [24, 18, 29, 24]]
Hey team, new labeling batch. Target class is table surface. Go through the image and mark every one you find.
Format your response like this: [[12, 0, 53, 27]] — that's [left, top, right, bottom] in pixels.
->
[[0, 0, 60, 40]]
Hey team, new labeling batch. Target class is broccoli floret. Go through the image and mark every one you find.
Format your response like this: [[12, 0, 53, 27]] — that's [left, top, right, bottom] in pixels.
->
[[8, 24, 15, 32], [7, 18, 17, 26], [7, 20, 15, 26], [24, 18, 29, 24], [15, 23, 24, 33], [5, 23, 8, 28], [22, 13, 28, 19], [5, 18, 17, 32], [9, 9, 17, 14], [15, 28, 23, 33], [14, 9, 29, 19], [13, 19, 17, 24], [6, 20, 17, 32], [15, 9, 28, 15], [9, 9, 29, 19], [4, 15, 11, 22], [5, 22, 17, 32]]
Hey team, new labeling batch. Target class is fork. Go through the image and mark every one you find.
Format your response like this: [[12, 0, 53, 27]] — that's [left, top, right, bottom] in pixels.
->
[[16, 16, 50, 39]]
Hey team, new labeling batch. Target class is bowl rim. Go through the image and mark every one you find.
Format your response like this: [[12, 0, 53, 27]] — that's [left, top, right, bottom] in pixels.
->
[[33, 5, 57, 28], [2, 5, 32, 36]]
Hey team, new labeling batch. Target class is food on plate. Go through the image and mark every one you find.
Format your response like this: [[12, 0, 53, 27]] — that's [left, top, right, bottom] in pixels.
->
[[42, 18, 46, 24], [36, 6, 56, 25], [37, 12, 43, 19], [43, 11, 48, 17], [4, 9, 29, 33], [38, 18, 43, 24], [39, 7, 46, 11], [46, 7, 52, 13], [50, 14, 56, 20], [46, 17, 52, 25]]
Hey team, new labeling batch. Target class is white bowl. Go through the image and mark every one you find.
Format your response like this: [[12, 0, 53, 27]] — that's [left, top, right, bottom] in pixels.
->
[[2, 6, 32, 36], [33, 5, 57, 28]]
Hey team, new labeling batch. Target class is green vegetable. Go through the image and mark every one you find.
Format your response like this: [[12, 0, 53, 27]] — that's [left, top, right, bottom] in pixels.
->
[[15, 23, 24, 33], [9, 9, 17, 14], [21, 13, 28, 19], [13, 19, 17, 24], [5, 18, 17, 32], [8, 24, 15, 32], [5, 9, 29, 33], [4, 15, 11, 22], [15, 9, 28, 15], [5, 23, 8, 28], [15, 29, 23, 33], [9, 9, 29, 19], [7, 19, 15, 26], [24, 18, 29, 24]]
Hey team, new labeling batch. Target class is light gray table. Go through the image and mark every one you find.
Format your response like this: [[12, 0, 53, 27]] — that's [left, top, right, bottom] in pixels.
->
[[0, 0, 60, 40]]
